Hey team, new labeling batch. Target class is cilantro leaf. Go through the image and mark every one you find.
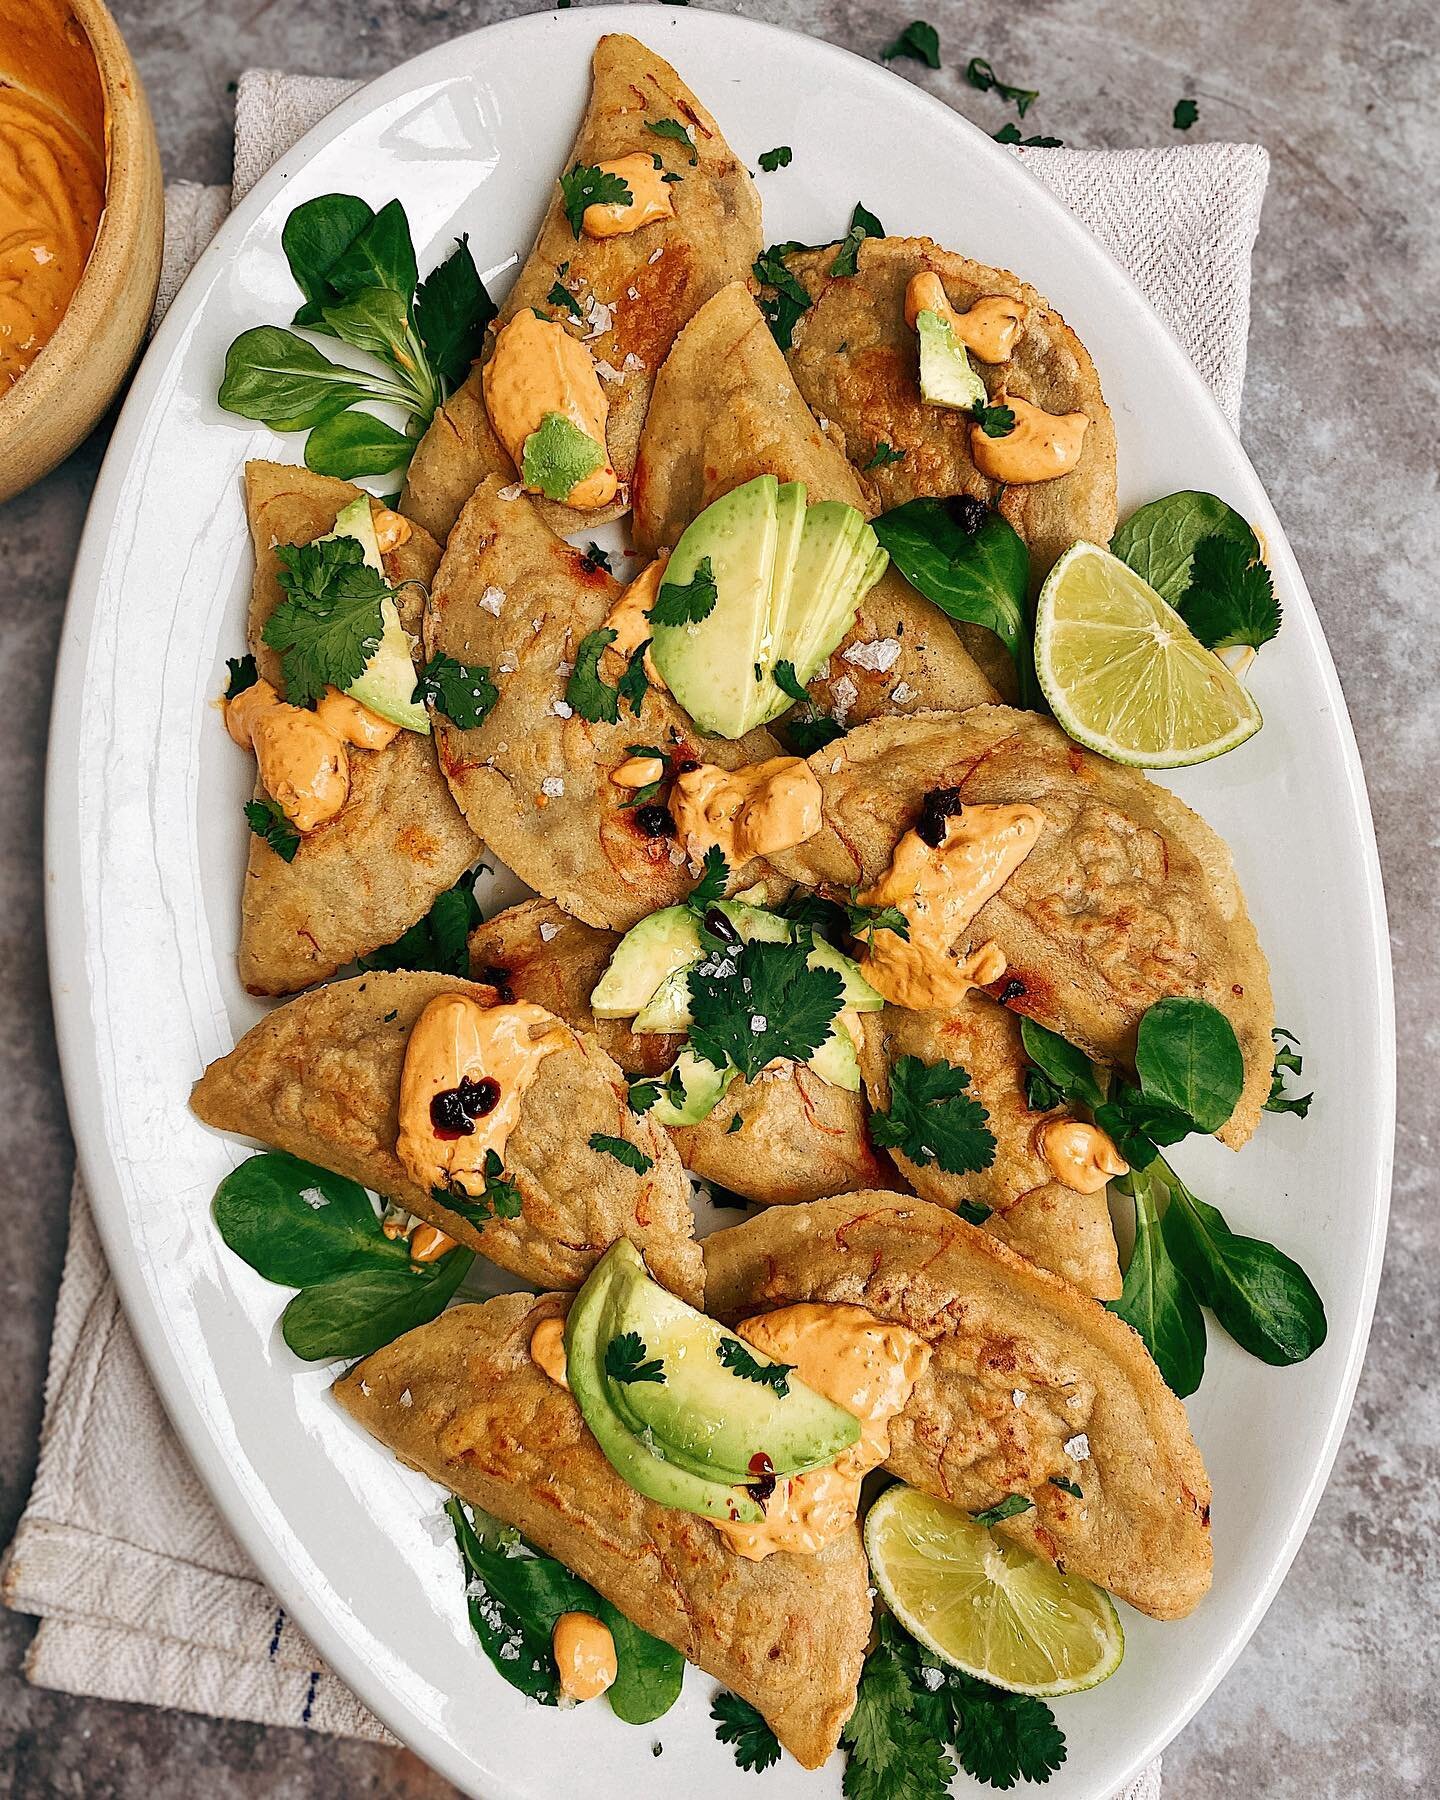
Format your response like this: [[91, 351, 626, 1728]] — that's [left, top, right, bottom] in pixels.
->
[[651, 556, 719, 627], [1174, 97, 1199, 130], [785, 711, 845, 755], [866, 441, 906, 469], [225, 653, 259, 699], [1178, 535, 1282, 652], [521, 411, 605, 502], [647, 118, 697, 163], [881, 20, 941, 69], [1265, 1026, 1313, 1118], [752, 241, 814, 349], [965, 55, 1038, 117], [605, 1331, 666, 1385], [244, 797, 301, 862], [627, 1077, 661, 1115], [846, 899, 910, 946], [686, 845, 731, 911], [547, 279, 582, 319], [971, 1494, 1034, 1526], [716, 1337, 794, 1396], [414, 653, 498, 729], [617, 642, 651, 717], [582, 541, 612, 574], [559, 163, 633, 238], [1049, 1475, 1084, 1498], [567, 628, 621, 724], [831, 202, 885, 278], [264, 535, 389, 705], [442, 1148, 522, 1224], [358, 867, 482, 973], [993, 123, 1064, 147], [871, 1055, 997, 1175], [589, 1132, 654, 1175], [712, 1692, 781, 1772], [688, 938, 844, 1082], [971, 400, 1016, 437], [772, 658, 810, 704], [957, 1199, 994, 1226], [758, 145, 793, 172]]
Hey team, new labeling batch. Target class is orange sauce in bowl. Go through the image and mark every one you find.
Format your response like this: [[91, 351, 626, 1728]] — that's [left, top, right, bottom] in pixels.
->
[[0, 0, 108, 394]]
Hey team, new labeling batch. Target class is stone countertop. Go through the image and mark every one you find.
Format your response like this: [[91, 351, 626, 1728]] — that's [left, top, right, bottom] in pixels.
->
[[1, 1, 1434, 1794]]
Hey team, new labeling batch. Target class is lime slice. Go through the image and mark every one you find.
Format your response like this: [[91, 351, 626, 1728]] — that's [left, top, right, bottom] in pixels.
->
[[864, 1484, 1124, 1696], [1035, 541, 1261, 768]]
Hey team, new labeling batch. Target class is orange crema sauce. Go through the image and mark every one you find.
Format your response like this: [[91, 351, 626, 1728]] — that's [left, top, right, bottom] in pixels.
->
[[224, 680, 399, 833], [611, 753, 666, 790], [530, 1316, 570, 1388], [904, 270, 1030, 365], [971, 394, 1089, 484], [0, 0, 107, 393], [482, 310, 617, 509], [857, 802, 1044, 1009], [581, 154, 676, 239], [372, 505, 412, 555], [395, 996, 570, 1198], [711, 1304, 932, 1560], [1036, 1119, 1128, 1193], [552, 1611, 618, 1702], [671, 756, 822, 866], [602, 552, 668, 686]]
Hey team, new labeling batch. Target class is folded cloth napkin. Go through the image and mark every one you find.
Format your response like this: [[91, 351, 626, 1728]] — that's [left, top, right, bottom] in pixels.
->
[[5, 62, 1268, 1796]]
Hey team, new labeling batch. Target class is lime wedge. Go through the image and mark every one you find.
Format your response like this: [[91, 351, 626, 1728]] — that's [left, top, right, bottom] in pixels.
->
[[1035, 541, 1261, 768], [864, 1484, 1124, 1696]]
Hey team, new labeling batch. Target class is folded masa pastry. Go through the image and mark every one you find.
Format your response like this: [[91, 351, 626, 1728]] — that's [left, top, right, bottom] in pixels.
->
[[401, 33, 761, 541], [237, 462, 481, 995], [704, 1194, 1213, 1620], [334, 1290, 871, 1768], [469, 899, 896, 1204], [768, 706, 1275, 1148], [630, 279, 1012, 707], [859, 996, 1122, 1299], [190, 969, 703, 1302], [780, 235, 1118, 581], [423, 477, 783, 930]]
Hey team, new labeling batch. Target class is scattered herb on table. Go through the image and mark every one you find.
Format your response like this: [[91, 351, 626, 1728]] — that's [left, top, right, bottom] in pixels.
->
[[871, 1054, 998, 1176], [716, 1337, 794, 1395], [881, 20, 941, 69], [605, 1331, 667, 1385], [965, 55, 1038, 116], [414, 652, 499, 729], [758, 145, 793, 172], [993, 123, 1064, 147], [1174, 98, 1199, 130], [712, 1692, 782, 1772], [211, 1151, 474, 1360]]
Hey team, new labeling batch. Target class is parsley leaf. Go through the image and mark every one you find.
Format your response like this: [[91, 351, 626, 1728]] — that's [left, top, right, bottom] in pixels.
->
[[716, 1337, 794, 1395], [225, 653, 259, 699], [752, 241, 814, 349], [358, 867, 482, 974], [971, 400, 1016, 437], [758, 145, 793, 172], [244, 797, 301, 862], [264, 536, 389, 705], [1178, 535, 1282, 652], [965, 55, 1038, 116], [1265, 1027, 1313, 1118], [993, 123, 1064, 146], [560, 163, 633, 238], [651, 556, 719, 627], [772, 658, 810, 704], [846, 898, 910, 946], [443, 1148, 522, 1224], [970, 1494, 1033, 1527], [1174, 97, 1199, 130], [688, 938, 844, 1082], [881, 20, 941, 69], [712, 1692, 781, 1772], [831, 202, 885, 279], [647, 118, 697, 163], [567, 627, 621, 724], [414, 653, 498, 729], [589, 1132, 654, 1175], [605, 1331, 666, 1385], [686, 845, 731, 911], [871, 1055, 997, 1175], [866, 441, 906, 469]]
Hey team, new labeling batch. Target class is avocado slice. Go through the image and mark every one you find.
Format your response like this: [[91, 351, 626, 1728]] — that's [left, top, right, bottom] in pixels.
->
[[564, 1242, 763, 1522], [807, 1020, 862, 1092], [571, 1243, 860, 1496], [651, 1049, 736, 1125], [321, 496, 429, 733], [806, 936, 884, 1011], [649, 475, 781, 739], [771, 500, 888, 691], [590, 906, 703, 1018], [916, 308, 987, 412], [629, 902, 799, 1034]]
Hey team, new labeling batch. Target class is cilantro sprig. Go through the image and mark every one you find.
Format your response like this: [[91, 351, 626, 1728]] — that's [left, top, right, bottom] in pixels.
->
[[244, 797, 301, 862], [358, 867, 482, 974], [414, 653, 499, 730], [716, 1337, 794, 1396], [1111, 489, 1281, 660], [871, 1055, 997, 1176], [687, 938, 844, 1082], [831, 201, 885, 278], [651, 556, 719, 627], [971, 399, 1016, 438], [225, 654, 259, 699], [757, 145, 792, 172], [1264, 1027, 1312, 1117], [971, 1494, 1033, 1527], [752, 241, 815, 349], [965, 55, 1039, 117], [605, 1331, 666, 1385], [647, 118, 697, 163], [560, 163, 633, 238], [264, 536, 389, 705], [881, 20, 941, 69], [866, 441, 907, 470], [711, 1692, 781, 1772], [441, 1148, 522, 1224]]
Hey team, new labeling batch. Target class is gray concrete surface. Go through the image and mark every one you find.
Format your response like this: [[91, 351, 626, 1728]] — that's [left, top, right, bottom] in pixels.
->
[[1, 1, 1435, 1794]]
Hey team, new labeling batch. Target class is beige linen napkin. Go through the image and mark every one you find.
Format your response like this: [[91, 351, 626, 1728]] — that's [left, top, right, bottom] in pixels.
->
[[4, 64, 1270, 1795]]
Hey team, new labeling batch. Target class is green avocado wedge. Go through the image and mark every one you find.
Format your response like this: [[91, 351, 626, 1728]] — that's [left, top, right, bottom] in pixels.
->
[[565, 1242, 860, 1512], [322, 495, 429, 732]]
